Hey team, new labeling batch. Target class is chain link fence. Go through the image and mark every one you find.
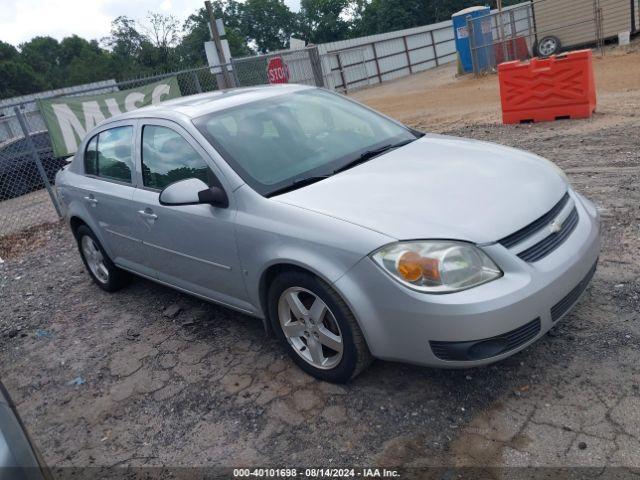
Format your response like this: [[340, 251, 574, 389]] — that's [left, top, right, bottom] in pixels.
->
[[0, 48, 323, 248], [0, 108, 61, 243], [467, 0, 636, 74], [233, 48, 324, 87]]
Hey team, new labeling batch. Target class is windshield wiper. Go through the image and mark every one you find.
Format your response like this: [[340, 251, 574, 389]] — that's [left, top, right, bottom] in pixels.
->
[[267, 175, 331, 197], [334, 138, 417, 174], [267, 137, 418, 197]]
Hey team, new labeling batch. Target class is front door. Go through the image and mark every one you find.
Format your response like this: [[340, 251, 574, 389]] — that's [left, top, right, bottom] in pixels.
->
[[131, 120, 251, 311]]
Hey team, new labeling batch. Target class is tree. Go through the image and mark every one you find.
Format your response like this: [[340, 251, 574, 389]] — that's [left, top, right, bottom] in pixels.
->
[[0, 41, 19, 62], [0, 41, 44, 99], [102, 16, 146, 78], [239, 0, 296, 53], [352, 0, 430, 36], [103, 13, 182, 76], [103, 16, 145, 58], [56, 36, 113, 85], [182, 2, 251, 66], [298, 0, 353, 44], [18, 36, 62, 90], [352, 0, 527, 37], [141, 12, 181, 68], [143, 12, 180, 50]]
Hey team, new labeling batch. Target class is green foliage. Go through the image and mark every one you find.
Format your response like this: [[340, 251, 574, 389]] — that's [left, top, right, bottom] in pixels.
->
[[299, 0, 352, 44], [240, 0, 297, 53], [182, 3, 251, 64], [351, 0, 518, 37], [0, 36, 113, 98], [0, 57, 44, 98], [0, 41, 19, 62]]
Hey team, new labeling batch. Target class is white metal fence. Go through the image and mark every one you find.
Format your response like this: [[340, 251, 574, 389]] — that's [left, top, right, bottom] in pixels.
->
[[318, 19, 459, 92], [315, 2, 537, 92]]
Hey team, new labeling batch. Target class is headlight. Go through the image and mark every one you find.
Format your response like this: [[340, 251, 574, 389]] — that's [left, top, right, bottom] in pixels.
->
[[371, 241, 502, 294]]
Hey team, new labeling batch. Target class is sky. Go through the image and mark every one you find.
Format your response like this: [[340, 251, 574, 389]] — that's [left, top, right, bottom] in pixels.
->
[[1, 0, 302, 47]]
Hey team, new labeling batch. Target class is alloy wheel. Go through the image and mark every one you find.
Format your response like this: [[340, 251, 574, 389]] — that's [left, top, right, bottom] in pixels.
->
[[81, 235, 109, 284], [277, 287, 343, 370]]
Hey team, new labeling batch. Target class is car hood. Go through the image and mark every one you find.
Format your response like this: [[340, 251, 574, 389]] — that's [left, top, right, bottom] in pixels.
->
[[273, 134, 567, 243]]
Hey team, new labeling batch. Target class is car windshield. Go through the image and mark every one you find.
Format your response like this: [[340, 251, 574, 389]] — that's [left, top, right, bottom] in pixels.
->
[[193, 89, 418, 196]]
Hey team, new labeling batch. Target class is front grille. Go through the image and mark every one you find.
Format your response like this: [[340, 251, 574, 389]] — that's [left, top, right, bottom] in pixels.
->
[[430, 318, 541, 361], [499, 193, 570, 249], [517, 207, 579, 262], [551, 262, 597, 322]]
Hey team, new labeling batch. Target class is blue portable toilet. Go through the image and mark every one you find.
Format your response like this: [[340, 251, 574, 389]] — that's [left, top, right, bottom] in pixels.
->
[[452, 6, 494, 73]]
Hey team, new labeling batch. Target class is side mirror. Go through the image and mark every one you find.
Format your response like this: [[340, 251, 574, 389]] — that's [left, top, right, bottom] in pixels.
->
[[159, 178, 229, 208]]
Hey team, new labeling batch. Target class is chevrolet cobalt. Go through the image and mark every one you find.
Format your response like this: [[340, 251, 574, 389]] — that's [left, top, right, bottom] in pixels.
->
[[55, 85, 600, 382]]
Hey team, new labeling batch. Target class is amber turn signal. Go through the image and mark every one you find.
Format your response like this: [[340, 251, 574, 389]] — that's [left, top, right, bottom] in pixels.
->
[[397, 252, 423, 282], [397, 251, 441, 283]]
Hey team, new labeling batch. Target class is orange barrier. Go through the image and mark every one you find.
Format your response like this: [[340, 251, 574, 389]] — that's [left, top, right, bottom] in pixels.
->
[[498, 50, 596, 124]]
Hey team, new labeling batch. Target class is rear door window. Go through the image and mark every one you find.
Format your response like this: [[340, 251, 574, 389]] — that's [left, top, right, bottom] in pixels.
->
[[84, 126, 133, 183]]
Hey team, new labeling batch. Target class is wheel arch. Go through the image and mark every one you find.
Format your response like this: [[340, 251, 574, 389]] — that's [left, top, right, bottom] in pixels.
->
[[258, 261, 344, 335], [69, 216, 88, 238], [65, 203, 114, 260]]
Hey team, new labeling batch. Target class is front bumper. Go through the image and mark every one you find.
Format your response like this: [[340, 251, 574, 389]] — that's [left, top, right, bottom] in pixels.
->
[[334, 191, 601, 368]]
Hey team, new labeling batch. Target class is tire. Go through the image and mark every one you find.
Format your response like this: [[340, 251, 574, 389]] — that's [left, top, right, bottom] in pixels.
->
[[75, 225, 129, 292], [536, 35, 561, 57], [268, 271, 373, 383]]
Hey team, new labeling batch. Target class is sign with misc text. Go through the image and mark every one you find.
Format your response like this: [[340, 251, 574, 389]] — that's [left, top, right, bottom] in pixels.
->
[[38, 77, 181, 157], [267, 57, 290, 84]]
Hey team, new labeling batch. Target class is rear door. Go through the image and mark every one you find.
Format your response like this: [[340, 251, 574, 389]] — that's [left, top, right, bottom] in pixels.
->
[[77, 121, 152, 276], [131, 119, 251, 311]]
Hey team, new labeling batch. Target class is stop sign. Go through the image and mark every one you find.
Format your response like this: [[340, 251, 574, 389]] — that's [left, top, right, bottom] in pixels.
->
[[267, 56, 290, 84]]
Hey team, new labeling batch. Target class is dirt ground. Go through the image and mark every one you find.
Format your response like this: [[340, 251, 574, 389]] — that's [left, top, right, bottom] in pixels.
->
[[352, 40, 640, 133], [0, 189, 60, 237], [1, 43, 639, 476]]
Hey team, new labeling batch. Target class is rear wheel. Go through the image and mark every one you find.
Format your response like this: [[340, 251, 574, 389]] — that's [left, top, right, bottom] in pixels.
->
[[75, 225, 129, 292], [268, 271, 372, 383]]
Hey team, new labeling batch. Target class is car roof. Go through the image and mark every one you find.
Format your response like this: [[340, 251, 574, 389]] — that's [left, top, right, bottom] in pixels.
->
[[105, 84, 315, 125]]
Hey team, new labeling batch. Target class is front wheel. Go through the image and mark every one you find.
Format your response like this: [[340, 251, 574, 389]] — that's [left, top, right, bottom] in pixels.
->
[[268, 271, 372, 383]]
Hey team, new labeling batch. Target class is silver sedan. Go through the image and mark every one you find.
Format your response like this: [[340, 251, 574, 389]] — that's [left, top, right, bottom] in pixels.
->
[[55, 85, 600, 383]]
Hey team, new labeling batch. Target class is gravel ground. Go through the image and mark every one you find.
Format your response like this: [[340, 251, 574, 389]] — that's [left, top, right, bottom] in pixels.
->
[[1, 57, 639, 476], [0, 188, 59, 236]]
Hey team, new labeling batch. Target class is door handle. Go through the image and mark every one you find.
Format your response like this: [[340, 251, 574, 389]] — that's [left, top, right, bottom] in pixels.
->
[[138, 209, 158, 220], [83, 195, 98, 205]]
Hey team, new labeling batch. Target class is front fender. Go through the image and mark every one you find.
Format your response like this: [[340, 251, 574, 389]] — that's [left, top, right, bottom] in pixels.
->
[[234, 189, 393, 318]]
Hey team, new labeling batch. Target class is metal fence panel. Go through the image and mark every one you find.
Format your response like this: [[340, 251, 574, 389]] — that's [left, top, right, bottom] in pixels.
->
[[320, 20, 459, 92]]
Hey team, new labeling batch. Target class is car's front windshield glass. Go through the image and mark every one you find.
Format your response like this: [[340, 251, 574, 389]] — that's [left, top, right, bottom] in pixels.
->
[[193, 89, 418, 196]]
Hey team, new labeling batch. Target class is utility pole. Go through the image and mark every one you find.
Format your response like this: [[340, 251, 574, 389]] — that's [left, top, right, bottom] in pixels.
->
[[205, 0, 234, 89], [496, 0, 508, 61]]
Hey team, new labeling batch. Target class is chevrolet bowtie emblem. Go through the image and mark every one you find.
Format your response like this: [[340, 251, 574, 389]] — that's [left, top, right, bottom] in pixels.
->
[[549, 218, 564, 234]]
